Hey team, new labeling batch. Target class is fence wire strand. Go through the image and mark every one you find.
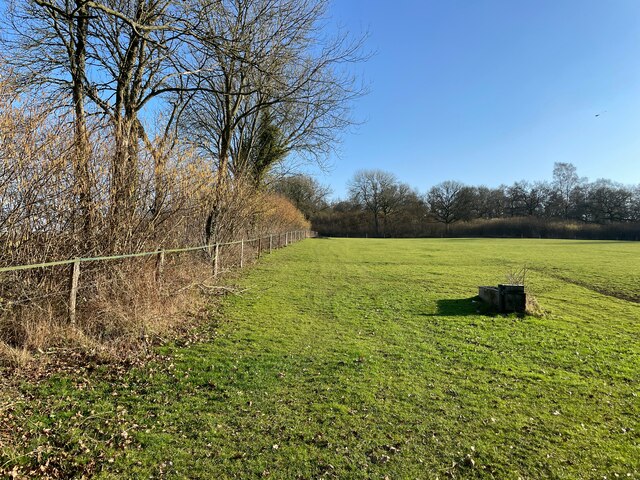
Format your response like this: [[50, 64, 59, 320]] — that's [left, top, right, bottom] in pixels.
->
[[0, 231, 316, 311]]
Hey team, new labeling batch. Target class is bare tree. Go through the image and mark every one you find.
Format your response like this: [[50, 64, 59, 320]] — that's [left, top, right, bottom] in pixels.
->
[[271, 174, 331, 218], [470, 186, 505, 219], [4, 0, 208, 251], [586, 179, 633, 223], [551, 162, 584, 219], [505, 180, 549, 217], [185, 0, 363, 176], [3, 0, 97, 241], [349, 170, 403, 236], [426, 180, 473, 233], [84, 1, 191, 249], [181, 0, 365, 242]]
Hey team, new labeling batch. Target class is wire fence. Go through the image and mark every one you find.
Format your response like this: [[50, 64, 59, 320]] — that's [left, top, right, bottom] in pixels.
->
[[0, 229, 317, 322]]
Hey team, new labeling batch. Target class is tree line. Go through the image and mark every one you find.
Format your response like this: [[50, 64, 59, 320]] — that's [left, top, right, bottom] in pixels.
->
[[0, 0, 365, 269], [272, 163, 640, 240], [1, 0, 363, 260]]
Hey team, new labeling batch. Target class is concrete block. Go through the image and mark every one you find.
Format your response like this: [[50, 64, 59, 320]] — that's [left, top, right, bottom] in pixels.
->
[[478, 284, 526, 313]]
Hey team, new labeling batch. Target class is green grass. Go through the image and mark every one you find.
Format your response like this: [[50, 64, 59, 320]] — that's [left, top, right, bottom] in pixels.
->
[[2, 238, 639, 478]]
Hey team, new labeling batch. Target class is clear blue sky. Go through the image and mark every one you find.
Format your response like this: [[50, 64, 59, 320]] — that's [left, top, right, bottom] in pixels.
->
[[315, 0, 640, 198]]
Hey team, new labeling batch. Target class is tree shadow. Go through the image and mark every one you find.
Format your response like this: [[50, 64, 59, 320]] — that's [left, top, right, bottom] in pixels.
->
[[417, 297, 494, 317]]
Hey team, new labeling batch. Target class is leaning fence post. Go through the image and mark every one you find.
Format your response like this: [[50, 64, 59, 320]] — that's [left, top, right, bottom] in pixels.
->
[[240, 239, 244, 268], [155, 250, 165, 283], [68, 259, 80, 324], [213, 243, 220, 277]]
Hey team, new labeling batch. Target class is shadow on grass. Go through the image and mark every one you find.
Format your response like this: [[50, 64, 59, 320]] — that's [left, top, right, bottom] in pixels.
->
[[418, 297, 494, 317]]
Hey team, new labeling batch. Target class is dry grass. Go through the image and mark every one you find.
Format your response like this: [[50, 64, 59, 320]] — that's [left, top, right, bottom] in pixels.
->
[[0, 229, 308, 376], [525, 293, 546, 317], [0, 254, 216, 372], [0, 342, 32, 369], [504, 264, 528, 286]]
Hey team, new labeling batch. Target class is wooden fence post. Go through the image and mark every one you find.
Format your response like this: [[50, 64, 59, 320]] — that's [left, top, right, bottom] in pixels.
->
[[213, 243, 219, 277], [269, 234, 273, 253], [68, 259, 80, 324], [258, 237, 262, 259], [155, 250, 165, 283], [286, 232, 289, 246], [240, 239, 244, 268]]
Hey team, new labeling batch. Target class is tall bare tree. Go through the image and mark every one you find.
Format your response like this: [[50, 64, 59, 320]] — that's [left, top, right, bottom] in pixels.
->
[[4, 0, 96, 240], [84, 0, 187, 249], [4, 0, 207, 250], [182, 0, 365, 242], [349, 170, 403, 236], [551, 162, 584, 219], [426, 180, 473, 233]]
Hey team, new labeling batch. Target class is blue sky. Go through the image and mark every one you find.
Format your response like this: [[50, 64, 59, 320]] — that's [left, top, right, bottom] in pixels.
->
[[314, 0, 640, 198]]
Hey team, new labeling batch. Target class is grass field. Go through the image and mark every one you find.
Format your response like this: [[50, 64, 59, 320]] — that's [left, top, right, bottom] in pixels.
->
[[2, 238, 639, 478]]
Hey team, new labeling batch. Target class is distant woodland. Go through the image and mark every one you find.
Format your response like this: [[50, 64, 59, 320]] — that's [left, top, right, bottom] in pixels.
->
[[273, 163, 640, 240]]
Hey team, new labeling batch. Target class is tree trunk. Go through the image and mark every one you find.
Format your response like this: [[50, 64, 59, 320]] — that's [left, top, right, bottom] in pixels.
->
[[72, 0, 94, 245], [110, 116, 139, 251]]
